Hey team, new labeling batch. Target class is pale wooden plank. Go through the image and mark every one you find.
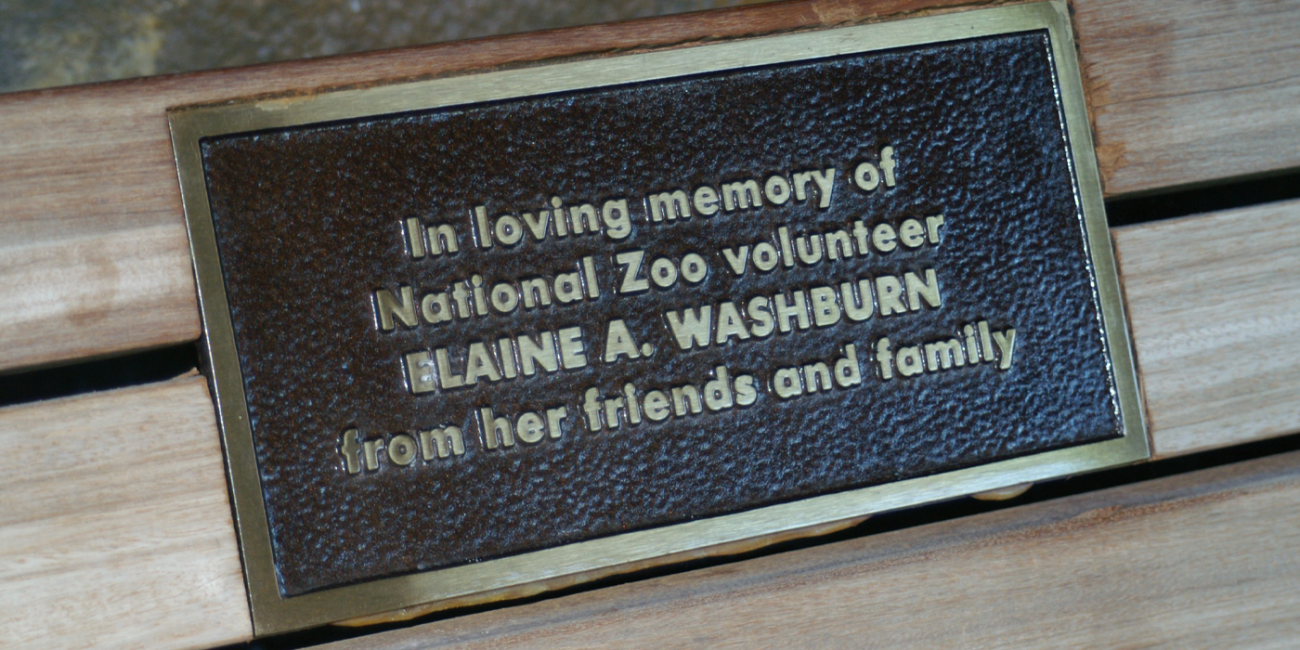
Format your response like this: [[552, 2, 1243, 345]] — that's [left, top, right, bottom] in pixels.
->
[[0, 222, 200, 370], [320, 449, 1300, 650], [0, 375, 251, 650], [0, 0, 963, 373], [1115, 198, 1300, 458], [4, 0, 1298, 371], [0, 3, 1296, 646], [0, 200, 1295, 648], [1075, 0, 1300, 196]]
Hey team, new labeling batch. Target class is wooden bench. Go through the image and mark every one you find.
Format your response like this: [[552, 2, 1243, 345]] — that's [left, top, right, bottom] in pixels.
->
[[2, 0, 1298, 647]]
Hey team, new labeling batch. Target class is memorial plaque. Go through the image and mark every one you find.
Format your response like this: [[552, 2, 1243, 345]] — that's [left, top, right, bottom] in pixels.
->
[[171, 2, 1147, 634]]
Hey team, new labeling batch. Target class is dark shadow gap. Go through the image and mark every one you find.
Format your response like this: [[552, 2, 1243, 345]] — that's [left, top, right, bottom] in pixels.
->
[[0, 344, 200, 408], [1105, 167, 1300, 228]]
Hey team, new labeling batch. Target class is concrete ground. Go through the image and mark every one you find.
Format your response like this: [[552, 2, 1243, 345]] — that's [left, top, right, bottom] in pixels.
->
[[0, 0, 746, 93]]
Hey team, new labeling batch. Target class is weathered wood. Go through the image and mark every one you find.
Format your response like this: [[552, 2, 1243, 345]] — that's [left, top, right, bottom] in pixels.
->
[[0, 0, 964, 373], [1075, 0, 1300, 197], [0, 375, 251, 650], [3, 0, 1297, 372], [0, 221, 201, 372], [320, 449, 1300, 650], [1115, 199, 1300, 458], [3, 200, 1297, 648], [2, 2, 1297, 647]]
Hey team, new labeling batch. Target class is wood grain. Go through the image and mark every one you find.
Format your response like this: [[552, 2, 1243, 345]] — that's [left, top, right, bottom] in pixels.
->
[[1, 202, 1295, 649], [321, 449, 1300, 650], [3, 0, 1298, 371], [2, 1, 1298, 647], [1075, 0, 1300, 197], [0, 0, 969, 373], [1115, 198, 1300, 458], [0, 375, 251, 650]]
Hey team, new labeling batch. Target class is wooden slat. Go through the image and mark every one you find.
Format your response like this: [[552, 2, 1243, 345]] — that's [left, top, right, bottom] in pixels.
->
[[0, 375, 251, 650], [321, 448, 1300, 650], [2, 2, 1297, 647], [0, 0, 957, 373], [2, 0, 1297, 372], [1, 221, 201, 371], [1, 201, 1296, 649], [1115, 198, 1300, 458], [1075, 0, 1300, 197]]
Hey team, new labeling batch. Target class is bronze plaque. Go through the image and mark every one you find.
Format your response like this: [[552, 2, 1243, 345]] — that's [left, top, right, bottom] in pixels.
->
[[171, 2, 1146, 634]]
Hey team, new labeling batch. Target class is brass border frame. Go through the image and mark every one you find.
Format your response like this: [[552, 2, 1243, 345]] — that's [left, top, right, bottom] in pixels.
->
[[169, 1, 1148, 635]]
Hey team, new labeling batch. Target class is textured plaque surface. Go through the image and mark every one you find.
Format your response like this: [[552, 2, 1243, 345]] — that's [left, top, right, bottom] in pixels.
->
[[173, 3, 1146, 634]]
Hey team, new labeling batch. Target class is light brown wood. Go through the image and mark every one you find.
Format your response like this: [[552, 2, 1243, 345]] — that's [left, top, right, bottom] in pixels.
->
[[0, 0, 968, 373], [3, 0, 1297, 372], [1115, 198, 1300, 458], [3, 201, 1296, 648], [2, 2, 1297, 646], [1075, 0, 1300, 196], [0, 220, 201, 372], [0, 375, 251, 650], [320, 449, 1300, 650]]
